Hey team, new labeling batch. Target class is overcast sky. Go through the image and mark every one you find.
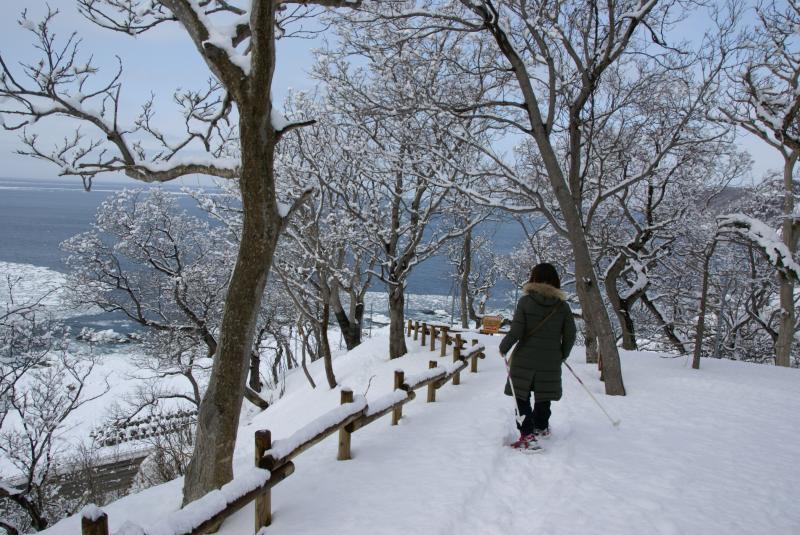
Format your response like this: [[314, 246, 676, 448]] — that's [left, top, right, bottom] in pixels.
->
[[0, 1, 324, 187], [0, 1, 781, 187]]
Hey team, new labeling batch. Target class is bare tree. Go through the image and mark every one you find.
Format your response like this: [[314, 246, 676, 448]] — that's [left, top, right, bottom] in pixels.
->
[[719, 0, 800, 366], [0, 286, 107, 532], [317, 25, 496, 357], [1, 279, 62, 432], [446, 227, 499, 328], [62, 189, 229, 414], [0, 0, 361, 502], [276, 95, 378, 353], [497, 221, 575, 296], [594, 136, 746, 352], [351, 0, 740, 394], [273, 210, 342, 389], [130, 425, 195, 492]]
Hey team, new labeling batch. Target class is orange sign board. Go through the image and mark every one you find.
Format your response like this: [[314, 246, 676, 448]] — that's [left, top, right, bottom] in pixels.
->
[[481, 315, 502, 334]]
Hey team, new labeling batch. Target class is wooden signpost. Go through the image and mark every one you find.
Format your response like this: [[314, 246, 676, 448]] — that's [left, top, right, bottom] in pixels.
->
[[480, 315, 503, 335]]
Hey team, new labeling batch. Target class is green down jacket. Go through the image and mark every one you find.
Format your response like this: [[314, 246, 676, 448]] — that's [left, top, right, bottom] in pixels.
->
[[499, 282, 577, 402]]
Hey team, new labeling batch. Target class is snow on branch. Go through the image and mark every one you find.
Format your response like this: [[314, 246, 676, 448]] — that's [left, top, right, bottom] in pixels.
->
[[717, 214, 800, 281], [718, 0, 800, 153], [0, 8, 241, 188], [186, 3, 253, 77], [78, 0, 179, 35], [277, 0, 363, 6], [278, 185, 316, 224], [272, 106, 316, 140], [619, 258, 649, 301]]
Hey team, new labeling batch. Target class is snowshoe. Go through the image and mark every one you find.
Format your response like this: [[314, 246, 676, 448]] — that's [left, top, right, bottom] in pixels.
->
[[533, 427, 551, 439], [510, 433, 543, 453]]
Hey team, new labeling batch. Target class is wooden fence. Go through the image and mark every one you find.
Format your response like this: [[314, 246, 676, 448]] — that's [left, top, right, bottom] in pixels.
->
[[81, 323, 486, 535]]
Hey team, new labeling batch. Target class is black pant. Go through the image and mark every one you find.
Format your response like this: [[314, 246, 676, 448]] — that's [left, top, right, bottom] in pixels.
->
[[516, 397, 551, 436]]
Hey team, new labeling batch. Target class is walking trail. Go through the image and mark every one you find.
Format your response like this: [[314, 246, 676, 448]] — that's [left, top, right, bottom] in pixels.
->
[[43, 329, 800, 535]]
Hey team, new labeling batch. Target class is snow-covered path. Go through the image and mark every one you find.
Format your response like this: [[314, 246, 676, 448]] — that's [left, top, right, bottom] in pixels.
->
[[43, 329, 800, 534]]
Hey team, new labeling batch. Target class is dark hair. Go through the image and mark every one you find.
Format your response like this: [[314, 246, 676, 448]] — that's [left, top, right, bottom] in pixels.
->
[[529, 262, 561, 289]]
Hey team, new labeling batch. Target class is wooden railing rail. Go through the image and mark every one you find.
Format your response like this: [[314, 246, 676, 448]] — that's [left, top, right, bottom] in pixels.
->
[[348, 390, 416, 433], [81, 326, 486, 535], [406, 319, 491, 357], [189, 463, 295, 535], [261, 398, 368, 469], [401, 367, 448, 392]]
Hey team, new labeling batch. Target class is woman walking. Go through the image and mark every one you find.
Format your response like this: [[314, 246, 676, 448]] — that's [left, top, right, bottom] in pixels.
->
[[500, 263, 577, 451]]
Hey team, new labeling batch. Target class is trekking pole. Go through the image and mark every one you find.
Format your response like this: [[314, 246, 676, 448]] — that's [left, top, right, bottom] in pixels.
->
[[564, 362, 620, 427], [502, 351, 525, 426]]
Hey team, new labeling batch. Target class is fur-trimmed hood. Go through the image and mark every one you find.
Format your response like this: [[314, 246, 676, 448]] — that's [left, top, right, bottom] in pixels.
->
[[523, 282, 566, 302]]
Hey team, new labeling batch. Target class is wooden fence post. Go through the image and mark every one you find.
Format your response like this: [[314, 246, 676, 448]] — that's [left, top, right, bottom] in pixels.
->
[[430, 325, 437, 351], [81, 511, 108, 535], [407, 319, 413, 337], [470, 339, 479, 373], [255, 430, 272, 529], [392, 370, 404, 425], [337, 389, 354, 461], [453, 334, 462, 385], [421, 323, 427, 347], [427, 361, 438, 402], [440, 327, 448, 357], [413, 321, 420, 341]]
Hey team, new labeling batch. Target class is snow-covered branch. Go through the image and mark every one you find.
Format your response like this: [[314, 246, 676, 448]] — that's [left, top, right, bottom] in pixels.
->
[[717, 214, 800, 282]]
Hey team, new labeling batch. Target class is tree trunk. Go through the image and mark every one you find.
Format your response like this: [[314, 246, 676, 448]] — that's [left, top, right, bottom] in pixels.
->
[[298, 325, 317, 389], [319, 303, 338, 388], [617, 300, 638, 351], [775, 276, 795, 367], [774, 154, 798, 367], [271, 347, 282, 386], [584, 318, 599, 364], [604, 255, 639, 351], [182, 1, 281, 501], [248, 350, 262, 392], [467, 292, 481, 327], [460, 229, 471, 328], [332, 299, 363, 350], [354, 301, 365, 340], [182, 156, 278, 502], [243, 386, 269, 410], [388, 283, 407, 359], [711, 276, 732, 359], [692, 242, 716, 370], [571, 236, 626, 395]]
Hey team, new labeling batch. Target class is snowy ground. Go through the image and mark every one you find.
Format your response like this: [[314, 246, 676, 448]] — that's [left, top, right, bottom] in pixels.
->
[[40, 329, 800, 535]]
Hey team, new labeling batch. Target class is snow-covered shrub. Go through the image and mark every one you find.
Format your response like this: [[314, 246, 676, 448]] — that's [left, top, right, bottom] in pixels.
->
[[130, 425, 195, 492], [1, 279, 107, 532]]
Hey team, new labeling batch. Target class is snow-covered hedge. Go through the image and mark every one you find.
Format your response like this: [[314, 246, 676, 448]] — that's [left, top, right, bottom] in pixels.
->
[[91, 410, 197, 447]]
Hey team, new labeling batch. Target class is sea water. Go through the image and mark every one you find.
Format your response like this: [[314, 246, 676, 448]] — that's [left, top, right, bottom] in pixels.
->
[[0, 177, 522, 334]]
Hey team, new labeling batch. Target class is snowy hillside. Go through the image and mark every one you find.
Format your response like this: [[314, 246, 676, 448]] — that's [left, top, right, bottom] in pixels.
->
[[42, 329, 800, 535]]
